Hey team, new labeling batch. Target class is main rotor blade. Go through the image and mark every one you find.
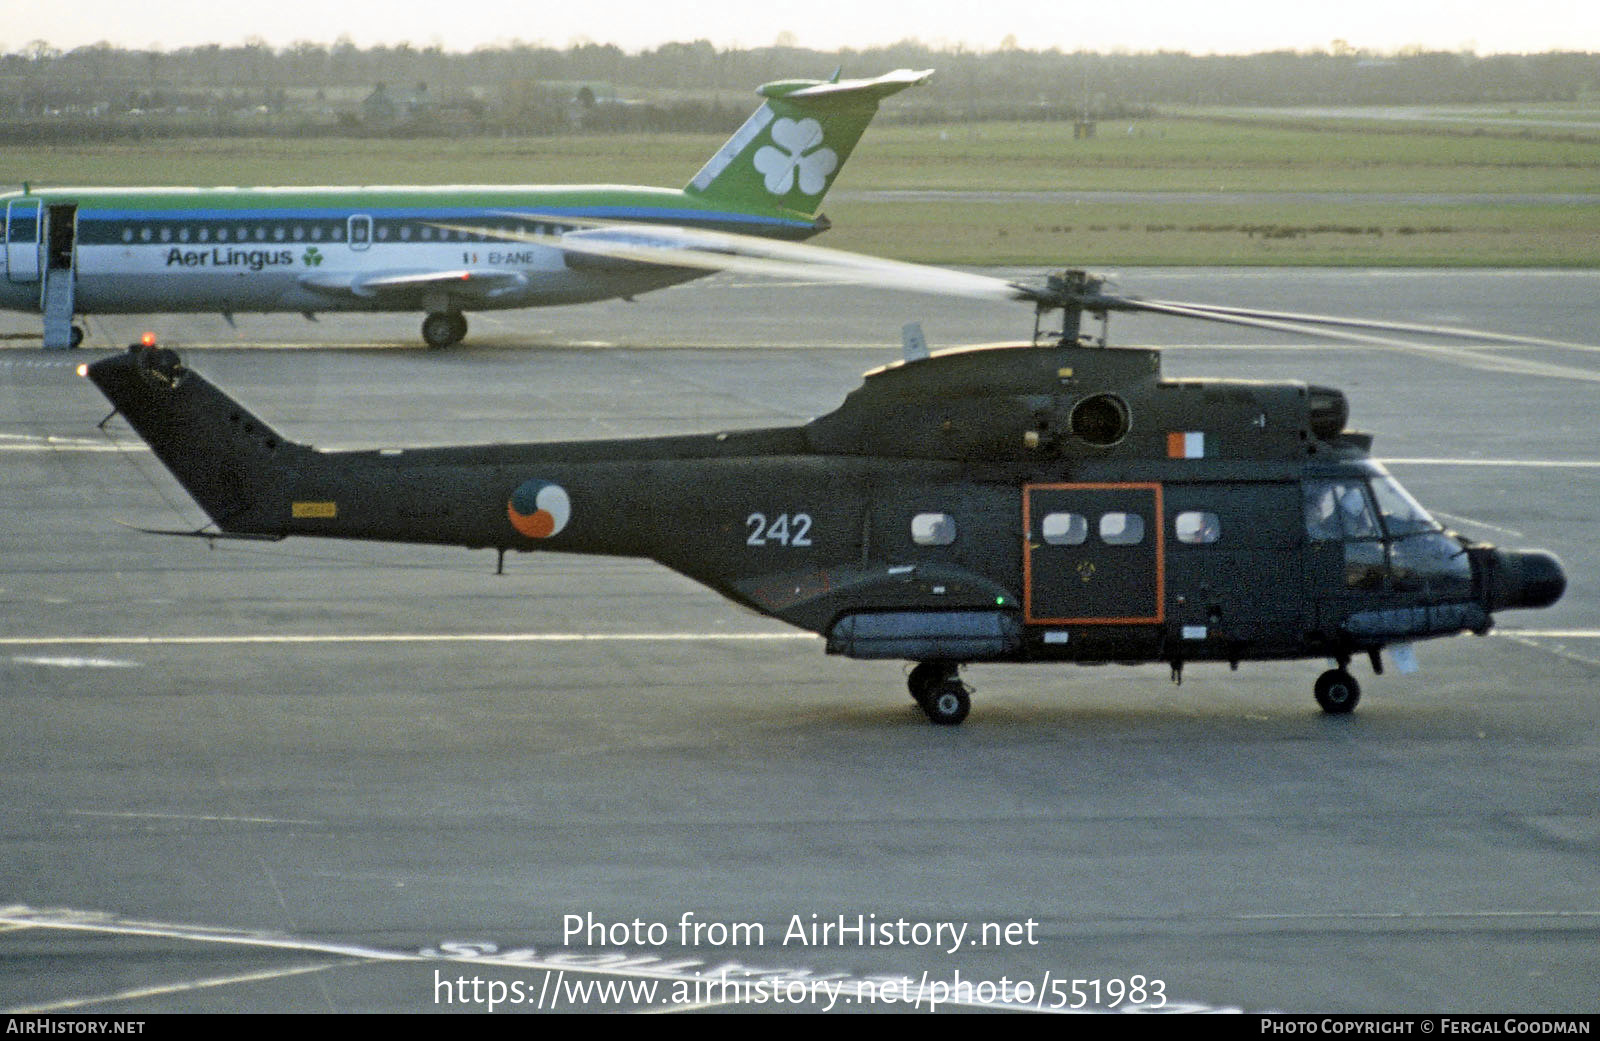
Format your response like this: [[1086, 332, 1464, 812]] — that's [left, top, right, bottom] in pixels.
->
[[1121, 298, 1457, 351], [1134, 298, 1599, 351], [435, 216, 1031, 304], [428, 215, 1600, 361]]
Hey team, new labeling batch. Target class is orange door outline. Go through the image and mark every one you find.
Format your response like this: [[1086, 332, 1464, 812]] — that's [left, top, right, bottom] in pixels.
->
[[1022, 482, 1165, 625]]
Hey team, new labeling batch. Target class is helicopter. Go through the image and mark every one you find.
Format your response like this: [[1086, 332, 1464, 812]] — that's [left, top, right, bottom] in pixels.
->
[[80, 243, 1569, 725]]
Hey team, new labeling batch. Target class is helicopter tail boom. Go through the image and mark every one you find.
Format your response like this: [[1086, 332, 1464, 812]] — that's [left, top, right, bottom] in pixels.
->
[[84, 345, 321, 536]]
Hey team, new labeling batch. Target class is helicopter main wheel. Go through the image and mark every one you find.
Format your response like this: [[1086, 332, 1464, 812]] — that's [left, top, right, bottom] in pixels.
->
[[1313, 668, 1361, 715], [921, 675, 971, 726], [422, 312, 468, 349]]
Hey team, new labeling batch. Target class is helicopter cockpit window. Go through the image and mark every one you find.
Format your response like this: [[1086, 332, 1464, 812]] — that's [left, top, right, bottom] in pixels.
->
[[1040, 512, 1088, 546], [1374, 474, 1471, 595], [1370, 474, 1442, 537], [1303, 476, 1470, 595], [911, 513, 957, 546], [1304, 481, 1380, 541], [1099, 512, 1145, 546], [1175, 511, 1221, 545]]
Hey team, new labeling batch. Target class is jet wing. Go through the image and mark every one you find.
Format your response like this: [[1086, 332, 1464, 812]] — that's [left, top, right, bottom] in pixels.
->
[[298, 268, 529, 301]]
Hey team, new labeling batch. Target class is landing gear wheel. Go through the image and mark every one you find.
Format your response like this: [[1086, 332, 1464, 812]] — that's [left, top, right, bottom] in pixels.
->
[[907, 661, 945, 705], [69, 325, 84, 348], [1314, 669, 1361, 715], [921, 677, 971, 726], [422, 312, 467, 349]]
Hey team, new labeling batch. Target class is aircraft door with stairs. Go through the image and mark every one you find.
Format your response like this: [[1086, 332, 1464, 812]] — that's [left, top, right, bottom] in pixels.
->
[[41, 204, 78, 348]]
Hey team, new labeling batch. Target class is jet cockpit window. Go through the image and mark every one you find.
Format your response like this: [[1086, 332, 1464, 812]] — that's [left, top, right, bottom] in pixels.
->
[[911, 513, 957, 546]]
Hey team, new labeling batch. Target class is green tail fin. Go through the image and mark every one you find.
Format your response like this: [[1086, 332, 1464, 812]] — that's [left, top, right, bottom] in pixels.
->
[[685, 68, 931, 218]]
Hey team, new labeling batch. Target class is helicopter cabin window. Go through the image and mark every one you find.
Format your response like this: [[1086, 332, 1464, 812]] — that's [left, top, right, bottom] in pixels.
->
[[1040, 512, 1088, 546], [1175, 511, 1221, 545], [911, 513, 957, 546], [1099, 512, 1144, 546]]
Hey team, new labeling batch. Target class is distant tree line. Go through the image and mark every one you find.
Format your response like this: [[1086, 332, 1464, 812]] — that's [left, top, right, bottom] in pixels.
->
[[1, 38, 1595, 141]]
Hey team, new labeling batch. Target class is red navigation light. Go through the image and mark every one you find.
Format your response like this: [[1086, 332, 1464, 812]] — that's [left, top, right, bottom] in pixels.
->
[[140, 332, 158, 347]]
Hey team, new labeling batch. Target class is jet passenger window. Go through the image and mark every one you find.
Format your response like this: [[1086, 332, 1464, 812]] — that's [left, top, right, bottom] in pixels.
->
[[1100, 513, 1144, 546]]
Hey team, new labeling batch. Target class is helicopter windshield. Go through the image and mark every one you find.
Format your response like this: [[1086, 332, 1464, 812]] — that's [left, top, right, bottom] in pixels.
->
[[1369, 473, 1443, 537], [1304, 472, 1470, 598]]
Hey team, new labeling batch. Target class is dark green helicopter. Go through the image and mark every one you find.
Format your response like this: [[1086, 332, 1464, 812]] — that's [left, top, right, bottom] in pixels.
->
[[82, 247, 1568, 725]]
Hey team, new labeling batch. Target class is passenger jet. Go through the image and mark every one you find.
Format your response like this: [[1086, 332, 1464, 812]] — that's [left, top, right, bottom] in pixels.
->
[[1, 69, 929, 348]]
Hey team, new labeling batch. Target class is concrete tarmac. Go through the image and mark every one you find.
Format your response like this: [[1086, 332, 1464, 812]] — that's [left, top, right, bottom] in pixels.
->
[[1, 270, 1597, 1013]]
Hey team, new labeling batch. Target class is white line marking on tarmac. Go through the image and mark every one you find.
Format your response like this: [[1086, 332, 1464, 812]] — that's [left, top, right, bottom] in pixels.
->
[[8, 960, 353, 1014], [1499, 630, 1600, 639], [69, 810, 323, 826], [1383, 458, 1600, 468], [0, 433, 142, 453], [1500, 635, 1600, 670], [9, 655, 142, 669], [1236, 909, 1600, 923], [0, 632, 819, 648], [0, 905, 423, 963], [1427, 509, 1525, 539]]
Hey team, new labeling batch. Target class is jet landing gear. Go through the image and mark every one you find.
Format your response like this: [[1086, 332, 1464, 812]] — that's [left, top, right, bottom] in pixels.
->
[[422, 312, 468, 349], [908, 662, 971, 726], [1313, 668, 1361, 715]]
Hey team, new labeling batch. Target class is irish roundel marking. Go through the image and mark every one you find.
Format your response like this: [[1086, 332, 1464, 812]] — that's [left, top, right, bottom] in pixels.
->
[[507, 480, 571, 539]]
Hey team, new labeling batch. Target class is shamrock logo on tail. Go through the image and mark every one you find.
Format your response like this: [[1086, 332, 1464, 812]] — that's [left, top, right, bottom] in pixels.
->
[[753, 117, 838, 196]]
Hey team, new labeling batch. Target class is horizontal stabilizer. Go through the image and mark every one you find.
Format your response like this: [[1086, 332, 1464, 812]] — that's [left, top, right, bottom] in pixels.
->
[[113, 519, 285, 542], [759, 68, 934, 105]]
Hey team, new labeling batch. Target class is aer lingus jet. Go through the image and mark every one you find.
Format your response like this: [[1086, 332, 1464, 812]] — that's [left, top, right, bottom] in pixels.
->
[[1, 68, 928, 349]]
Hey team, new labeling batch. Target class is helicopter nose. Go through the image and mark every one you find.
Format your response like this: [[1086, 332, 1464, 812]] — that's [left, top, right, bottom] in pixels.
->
[[1487, 549, 1567, 611]]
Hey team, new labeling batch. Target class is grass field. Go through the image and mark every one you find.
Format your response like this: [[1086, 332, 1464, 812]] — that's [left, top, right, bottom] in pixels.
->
[[3, 113, 1596, 266]]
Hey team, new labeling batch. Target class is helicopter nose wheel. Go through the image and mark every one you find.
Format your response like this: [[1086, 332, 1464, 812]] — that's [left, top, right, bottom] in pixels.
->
[[1313, 668, 1361, 714], [908, 662, 971, 725]]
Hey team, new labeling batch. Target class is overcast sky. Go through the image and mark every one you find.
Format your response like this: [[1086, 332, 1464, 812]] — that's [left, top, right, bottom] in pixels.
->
[[7, 0, 1597, 55]]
